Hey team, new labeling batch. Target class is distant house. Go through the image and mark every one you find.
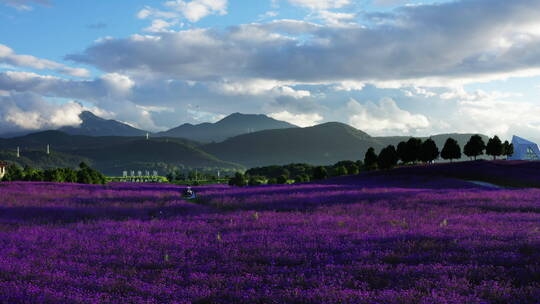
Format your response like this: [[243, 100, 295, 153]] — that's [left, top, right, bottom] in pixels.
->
[[508, 136, 540, 160], [0, 162, 7, 180]]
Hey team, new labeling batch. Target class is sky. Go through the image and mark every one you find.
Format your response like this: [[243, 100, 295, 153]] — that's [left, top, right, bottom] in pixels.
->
[[1, 0, 540, 142]]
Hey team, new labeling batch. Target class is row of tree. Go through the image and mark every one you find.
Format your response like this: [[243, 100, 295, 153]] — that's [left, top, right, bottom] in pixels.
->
[[364, 135, 514, 170], [231, 161, 365, 186], [1, 162, 107, 184]]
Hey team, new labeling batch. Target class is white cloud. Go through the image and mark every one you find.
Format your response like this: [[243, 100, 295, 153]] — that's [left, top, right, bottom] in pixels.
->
[[70, 0, 540, 88], [316, 10, 355, 25], [346, 98, 430, 136], [269, 110, 323, 127], [165, 0, 227, 22], [0, 93, 89, 132], [0, 44, 89, 77], [0, 0, 48, 10], [143, 19, 178, 33], [334, 80, 365, 91], [213, 78, 310, 99], [138, 0, 228, 24], [286, 0, 350, 10], [452, 99, 540, 141]]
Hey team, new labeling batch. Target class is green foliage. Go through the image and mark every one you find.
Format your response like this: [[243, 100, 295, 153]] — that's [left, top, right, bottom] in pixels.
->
[[2, 165, 24, 181], [486, 135, 503, 160], [396, 141, 408, 164], [420, 138, 440, 163], [228, 172, 248, 187], [400, 138, 423, 164], [276, 175, 288, 184], [464, 135, 486, 160], [312, 166, 328, 180], [294, 174, 310, 183], [377, 145, 399, 170], [333, 166, 348, 177], [333, 160, 359, 175], [364, 147, 378, 171], [246, 164, 311, 180], [441, 138, 462, 162], [1, 163, 106, 184], [248, 176, 264, 186], [502, 141, 514, 158]]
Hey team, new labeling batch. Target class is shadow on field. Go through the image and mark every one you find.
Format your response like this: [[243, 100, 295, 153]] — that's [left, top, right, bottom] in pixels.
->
[[0, 203, 214, 224]]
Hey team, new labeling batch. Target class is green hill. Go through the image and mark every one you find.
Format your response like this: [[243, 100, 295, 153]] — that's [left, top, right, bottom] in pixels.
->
[[59, 111, 149, 137], [203, 122, 385, 167], [157, 113, 298, 143]]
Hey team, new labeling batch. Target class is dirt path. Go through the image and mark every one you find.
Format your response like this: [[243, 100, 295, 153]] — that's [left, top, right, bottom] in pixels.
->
[[467, 180, 504, 189]]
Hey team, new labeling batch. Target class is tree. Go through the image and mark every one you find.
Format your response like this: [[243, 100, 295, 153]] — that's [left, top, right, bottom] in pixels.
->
[[312, 166, 328, 180], [333, 166, 348, 176], [403, 138, 423, 164], [397, 141, 408, 164], [502, 140, 514, 159], [2, 164, 24, 181], [377, 145, 399, 170], [333, 161, 359, 175], [276, 175, 288, 184], [294, 174, 310, 183], [364, 147, 378, 170], [441, 138, 461, 162], [228, 172, 247, 187], [248, 176, 264, 186], [486, 135, 503, 160], [420, 138, 439, 163], [464, 135, 486, 160]]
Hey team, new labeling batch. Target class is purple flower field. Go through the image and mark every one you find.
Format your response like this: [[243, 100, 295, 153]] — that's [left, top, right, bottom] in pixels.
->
[[1, 175, 540, 303]]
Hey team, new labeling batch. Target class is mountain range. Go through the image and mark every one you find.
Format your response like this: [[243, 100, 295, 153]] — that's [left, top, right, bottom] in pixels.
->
[[156, 112, 298, 143], [0, 111, 297, 143], [59, 111, 148, 137], [0, 111, 490, 175]]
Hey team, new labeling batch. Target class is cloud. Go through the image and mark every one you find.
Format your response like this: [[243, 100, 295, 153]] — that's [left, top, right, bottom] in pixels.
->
[[138, 0, 228, 23], [269, 110, 323, 127], [165, 0, 228, 22], [0, 0, 49, 10], [0, 71, 164, 131], [0, 93, 86, 132], [143, 19, 177, 33], [346, 98, 430, 136], [0, 44, 89, 77], [212, 78, 310, 99], [286, 0, 350, 10], [68, 0, 540, 88]]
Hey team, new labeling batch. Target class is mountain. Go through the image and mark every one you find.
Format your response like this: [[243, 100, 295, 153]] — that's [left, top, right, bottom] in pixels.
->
[[0, 131, 242, 175], [203, 124, 493, 168], [202, 122, 385, 167], [157, 113, 298, 143], [59, 111, 149, 137]]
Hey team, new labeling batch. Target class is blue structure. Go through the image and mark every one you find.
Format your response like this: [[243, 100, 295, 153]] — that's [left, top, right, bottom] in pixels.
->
[[508, 136, 540, 160]]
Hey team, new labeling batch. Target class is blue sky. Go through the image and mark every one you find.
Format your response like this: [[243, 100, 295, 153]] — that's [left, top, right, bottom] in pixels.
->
[[1, 0, 540, 142]]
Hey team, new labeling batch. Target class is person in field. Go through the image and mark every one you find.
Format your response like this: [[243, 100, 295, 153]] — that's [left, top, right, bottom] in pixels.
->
[[183, 186, 196, 199]]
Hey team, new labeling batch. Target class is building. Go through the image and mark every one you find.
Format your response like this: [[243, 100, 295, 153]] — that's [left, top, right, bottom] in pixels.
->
[[0, 162, 8, 180], [508, 136, 540, 160]]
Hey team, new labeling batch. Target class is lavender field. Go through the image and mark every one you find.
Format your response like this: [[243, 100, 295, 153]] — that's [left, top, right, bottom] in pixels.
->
[[1, 173, 540, 303]]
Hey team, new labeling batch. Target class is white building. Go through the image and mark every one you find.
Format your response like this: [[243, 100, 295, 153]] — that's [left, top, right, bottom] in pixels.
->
[[508, 136, 540, 160], [0, 162, 8, 180]]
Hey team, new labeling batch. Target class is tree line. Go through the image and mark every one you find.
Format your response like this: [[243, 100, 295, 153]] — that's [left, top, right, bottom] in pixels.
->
[[230, 161, 363, 186], [228, 135, 514, 186], [365, 135, 514, 170], [1, 162, 107, 184]]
